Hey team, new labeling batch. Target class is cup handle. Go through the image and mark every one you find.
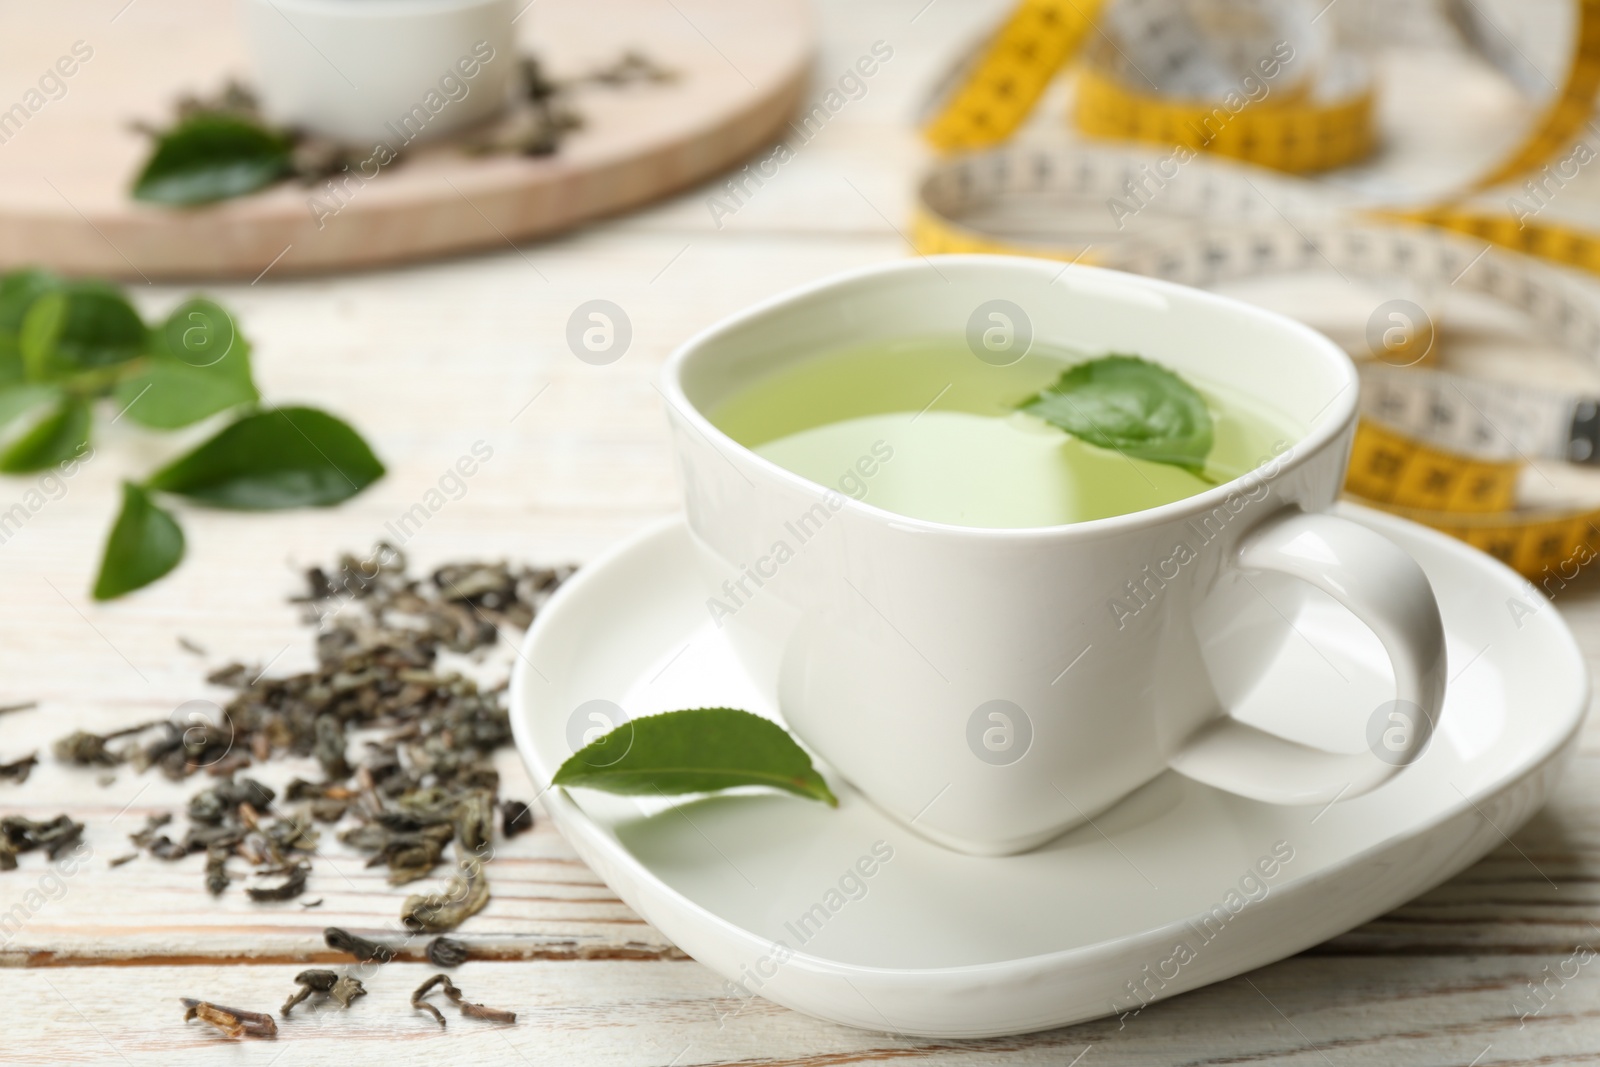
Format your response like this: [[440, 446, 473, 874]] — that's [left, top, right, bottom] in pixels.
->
[[1167, 508, 1448, 805]]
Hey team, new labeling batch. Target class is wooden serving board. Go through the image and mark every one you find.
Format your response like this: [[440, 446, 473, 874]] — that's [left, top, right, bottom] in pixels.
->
[[0, 0, 811, 280]]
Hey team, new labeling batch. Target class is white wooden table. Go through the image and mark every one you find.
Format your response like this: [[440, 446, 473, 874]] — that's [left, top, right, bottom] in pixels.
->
[[4, 0, 1600, 1062]]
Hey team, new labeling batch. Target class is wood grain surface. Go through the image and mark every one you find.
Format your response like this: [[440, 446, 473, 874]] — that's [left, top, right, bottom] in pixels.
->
[[0, 0, 811, 278], [3, 0, 1600, 1062]]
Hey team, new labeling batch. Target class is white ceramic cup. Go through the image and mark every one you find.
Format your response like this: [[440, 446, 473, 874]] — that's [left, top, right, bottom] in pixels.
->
[[236, 0, 516, 146], [661, 255, 1447, 856]]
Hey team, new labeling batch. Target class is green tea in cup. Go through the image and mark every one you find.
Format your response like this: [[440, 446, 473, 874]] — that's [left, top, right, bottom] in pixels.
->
[[710, 336, 1299, 528]]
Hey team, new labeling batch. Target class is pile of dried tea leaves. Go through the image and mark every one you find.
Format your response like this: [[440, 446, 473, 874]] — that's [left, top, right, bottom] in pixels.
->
[[1, 542, 570, 1036], [45, 543, 569, 933]]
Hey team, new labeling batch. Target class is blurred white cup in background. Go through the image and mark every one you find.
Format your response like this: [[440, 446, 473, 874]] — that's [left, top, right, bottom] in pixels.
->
[[236, 0, 517, 146]]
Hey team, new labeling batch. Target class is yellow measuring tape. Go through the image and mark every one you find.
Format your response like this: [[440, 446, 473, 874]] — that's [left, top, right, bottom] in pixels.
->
[[924, 0, 1107, 152], [923, 0, 1600, 199], [912, 144, 1600, 581]]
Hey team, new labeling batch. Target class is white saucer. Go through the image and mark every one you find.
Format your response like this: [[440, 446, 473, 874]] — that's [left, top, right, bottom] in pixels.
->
[[509, 504, 1589, 1038]]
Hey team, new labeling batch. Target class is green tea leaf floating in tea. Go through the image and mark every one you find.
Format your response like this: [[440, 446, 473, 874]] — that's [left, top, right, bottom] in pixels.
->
[[92, 482, 185, 601], [146, 406, 385, 509], [553, 707, 839, 806], [1018, 354, 1215, 474], [132, 114, 295, 206]]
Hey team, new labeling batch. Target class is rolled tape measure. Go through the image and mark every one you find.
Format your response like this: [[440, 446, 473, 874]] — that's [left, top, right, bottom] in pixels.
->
[[1073, 0, 1375, 174], [913, 143, 1600, 581], [921, 0, 1600, 264], [923, 0, 1106, 152]]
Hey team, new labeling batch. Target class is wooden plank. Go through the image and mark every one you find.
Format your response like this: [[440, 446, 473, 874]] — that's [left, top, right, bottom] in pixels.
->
[[3, 953, 1599, 1064]]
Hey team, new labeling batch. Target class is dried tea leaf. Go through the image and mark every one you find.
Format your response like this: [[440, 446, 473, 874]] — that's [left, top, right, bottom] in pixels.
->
[[453, 790, 493, 855], [500, 799, 533, 838], [263, 814, 319, 853], [281, 969, 334, 1016], [426, 936, 469, 968], [204, 845, 231, 896], [246, 863, 308, 902], [281, 969, 363, 1016], [313, 715, 350, 780], [181, 998, 278, 1039], [401, 858, 489, 932], [0, 814, 85, 862], [412, 974, 449, 1028], [324, 926, 394, 964], [129, 812, 172, 848], [188, 777, 275, 824], [329, 975, 367, 1009], [413, 973, 517, 1027], [0, 752, 38, 784], [52, 720, 163, 767]]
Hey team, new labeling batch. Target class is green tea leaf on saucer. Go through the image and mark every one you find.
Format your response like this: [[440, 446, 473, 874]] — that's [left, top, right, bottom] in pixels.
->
[[146, 406, 384, 509], [132, 115, 294, 206], [553, 707, 838, 807], [114, 300, 258, 429], [19, 282, 148, 381], [93, 482, 185, 600], [0, 395, 90, 473], [1019, 354, 1214, 473]]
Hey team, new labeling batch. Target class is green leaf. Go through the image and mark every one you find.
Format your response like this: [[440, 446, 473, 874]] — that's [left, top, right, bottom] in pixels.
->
[[1018, 354, 1215, 473], [19, 282, 147, 381], [0, 384, 60, 435], [146, 406, 384, 509], [0, 269, 60, 335], [114, 299, 257, 429], [0, 395, 90, 473], [92, 482, 185, 600], [131, 115, 294, 206], [552, 707, 838, 806], [0, 269, 61, 383]]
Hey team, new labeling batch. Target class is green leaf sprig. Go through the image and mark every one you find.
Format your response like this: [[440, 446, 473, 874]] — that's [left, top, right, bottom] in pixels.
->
[[132, 114, 294, 206], [0, 267, 385, 599], [553, 707, 838, 807], [1018, 354, 1215, 474], [128, 82, 346, 208]]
